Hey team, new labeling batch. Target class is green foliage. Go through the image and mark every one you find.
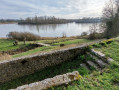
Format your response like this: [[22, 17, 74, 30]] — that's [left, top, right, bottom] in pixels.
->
[[78, 55, 85, 61], [93, 43, 102, 48], [88, 45, 93, 49]]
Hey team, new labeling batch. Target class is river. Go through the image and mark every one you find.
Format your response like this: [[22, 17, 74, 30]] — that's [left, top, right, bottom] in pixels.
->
[[0, 23, 96, 37]]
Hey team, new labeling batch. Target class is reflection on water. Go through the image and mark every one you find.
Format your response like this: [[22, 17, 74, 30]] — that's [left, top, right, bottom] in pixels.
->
[[21, 24, 65, 32], [0, 23, 97, 37]]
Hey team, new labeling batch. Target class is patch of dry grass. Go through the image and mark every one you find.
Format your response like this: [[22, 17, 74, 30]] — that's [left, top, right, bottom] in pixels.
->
[[0, 53, 12, 61]]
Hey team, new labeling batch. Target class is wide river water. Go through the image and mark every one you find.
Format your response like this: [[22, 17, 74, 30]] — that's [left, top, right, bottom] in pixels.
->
[[0, 23, 95, 37]]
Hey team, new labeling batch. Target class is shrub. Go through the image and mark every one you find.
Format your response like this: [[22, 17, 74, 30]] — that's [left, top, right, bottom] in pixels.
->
[[7, 32, 40, 41], [81, 32, 88, 36], [88, 23, 99, 40]]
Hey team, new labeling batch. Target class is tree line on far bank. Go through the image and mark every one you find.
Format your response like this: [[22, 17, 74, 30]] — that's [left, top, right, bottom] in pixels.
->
[[18, 16, 71, 25]]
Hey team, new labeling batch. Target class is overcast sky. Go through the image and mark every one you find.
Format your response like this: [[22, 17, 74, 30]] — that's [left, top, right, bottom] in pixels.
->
[[0, 0, 109, 19]]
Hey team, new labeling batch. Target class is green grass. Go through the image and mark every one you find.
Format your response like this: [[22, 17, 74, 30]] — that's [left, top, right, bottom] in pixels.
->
[[0, 39, 37, 52], [38, 38, 72, 44], [0, 54, 91, 90], [0, 39, 28, 51], [95, 41, 119, 63], [52, 39, 91, 46], [13, 46, 56, 58]]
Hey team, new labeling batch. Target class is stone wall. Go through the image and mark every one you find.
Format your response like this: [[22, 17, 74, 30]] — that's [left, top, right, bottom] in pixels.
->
[[0, 45, 87, 83]]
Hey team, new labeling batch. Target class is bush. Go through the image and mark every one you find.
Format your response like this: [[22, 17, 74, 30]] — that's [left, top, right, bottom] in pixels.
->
[[81, 32, 88, 36], [88, 23, 99, 40], [88, 32, 105, 40], [88, 32, 97, 40], [7, 32, 40, 41]]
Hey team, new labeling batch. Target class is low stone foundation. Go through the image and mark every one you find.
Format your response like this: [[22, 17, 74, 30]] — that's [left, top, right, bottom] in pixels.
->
[[11, 71, 80, 90]]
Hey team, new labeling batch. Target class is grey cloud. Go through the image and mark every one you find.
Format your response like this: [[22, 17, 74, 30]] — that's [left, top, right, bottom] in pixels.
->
[[0, 0, 109, 19]]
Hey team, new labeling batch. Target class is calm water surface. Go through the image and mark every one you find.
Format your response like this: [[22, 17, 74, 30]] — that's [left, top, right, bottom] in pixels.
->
[[0, 23, 94, 37]]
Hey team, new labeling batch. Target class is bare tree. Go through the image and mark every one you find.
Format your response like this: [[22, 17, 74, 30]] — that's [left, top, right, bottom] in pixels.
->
[[102, 0, 119, 38], [102, 0, 115, 19], [88, 23, 99, 40]]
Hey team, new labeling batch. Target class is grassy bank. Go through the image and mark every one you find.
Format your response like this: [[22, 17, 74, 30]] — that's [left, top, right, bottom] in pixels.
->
[[52, 38, 119, 90]]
